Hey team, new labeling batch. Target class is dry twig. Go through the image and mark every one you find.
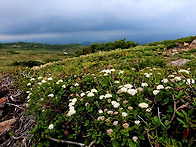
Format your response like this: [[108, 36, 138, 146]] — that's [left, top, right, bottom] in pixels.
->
[[169, 102, 189, 124]]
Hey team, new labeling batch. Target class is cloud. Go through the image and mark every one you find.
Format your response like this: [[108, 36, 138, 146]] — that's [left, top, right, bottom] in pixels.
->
[[0, 0, 196, 43]]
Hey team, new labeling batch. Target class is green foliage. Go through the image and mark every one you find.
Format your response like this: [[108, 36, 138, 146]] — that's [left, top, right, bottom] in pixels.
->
[[76, 39, 138, 56], [11, 60, 44, 67], [21, 66, 196, 147], [147, 36, 196, 49]]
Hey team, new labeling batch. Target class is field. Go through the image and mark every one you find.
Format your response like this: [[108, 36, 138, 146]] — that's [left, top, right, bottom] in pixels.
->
[[0, 38, 196, 147], [0, 42, 86, 71]]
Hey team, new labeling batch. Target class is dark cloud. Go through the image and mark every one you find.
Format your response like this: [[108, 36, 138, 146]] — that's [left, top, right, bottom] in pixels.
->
[[0, 0, 196, 43]]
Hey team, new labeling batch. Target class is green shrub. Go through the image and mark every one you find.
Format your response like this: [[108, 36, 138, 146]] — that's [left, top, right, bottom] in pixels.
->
[[24, 67, 195, 147], [11, 60, 44, 67]]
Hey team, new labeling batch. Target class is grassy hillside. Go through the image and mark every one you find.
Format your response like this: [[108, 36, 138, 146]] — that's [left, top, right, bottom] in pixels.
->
[[1, 37, 196, 146], [0, 42, 86, 71]]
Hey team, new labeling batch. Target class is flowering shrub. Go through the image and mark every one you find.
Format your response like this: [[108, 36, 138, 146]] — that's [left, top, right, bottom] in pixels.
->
[[25, 67, 196, 147]]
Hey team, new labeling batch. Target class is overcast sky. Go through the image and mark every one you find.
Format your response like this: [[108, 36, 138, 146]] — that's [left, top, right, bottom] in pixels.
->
[[0, 0, 196, 44]]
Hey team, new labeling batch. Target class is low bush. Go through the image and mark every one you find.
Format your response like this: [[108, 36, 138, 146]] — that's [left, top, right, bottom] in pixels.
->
[[11, 60, 44, 67], [25, 67, 195, 147]]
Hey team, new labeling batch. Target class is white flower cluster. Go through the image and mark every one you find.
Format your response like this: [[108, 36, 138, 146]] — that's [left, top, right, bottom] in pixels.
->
[[141, 83, 148, 87], [117, 84, 137, 96], [185, 79, 195, 85], [179, 69, 189, 74], [111, 101, 120, 108], [101, 69, 115, 76], [144, 73, 151, 78], [161, 78, 169, 83], [67, 98, 77, 117], [56, 79, 63, 84], [48, 124, 54, 130], [138, 102, 148, 108]]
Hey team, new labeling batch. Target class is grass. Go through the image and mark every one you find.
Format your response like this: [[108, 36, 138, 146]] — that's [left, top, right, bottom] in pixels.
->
[[0, 42, 86, 71]]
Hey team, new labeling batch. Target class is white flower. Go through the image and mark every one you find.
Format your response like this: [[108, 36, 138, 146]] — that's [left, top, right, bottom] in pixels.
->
[[75, 83, 79, 86], [165, 86, 171, 90], [62, 85, 66, 88], [41, 80, 47, 83], [174, 77, 181, 82], [168, 74, 175, 78], [91, 89, 98, 93], [161, 78, 169, 83], [113, 121, 118, 126], [67, 109, 76, 116], [48, 94, 54, 97], [186, 79, 195, 85], [48, 77, 53, 81], [80, 93, 85, 97], [101, 69, 111, 74], [114, 80, 120, 84], [179, 69, 189, 74], [97, 116, 105, 121], [48, 124, 54, 130], [58, 79, 63, 83], [27, 83, 31, 86], [99, 95, 105, 99], [153, 90, 160, 95], [117, 87, 127, 94], [105, 94, 112, 98], [124, 84, 133, 89], [71, 98, 77, 103], [137, 87, 143, 91], [98, 110, 103, 114], [87, 92, 94, 97], [113, 102, 120, 108], [141, 83, 148, 87], [110, 69, 115, 72], [38, 77, 43, 79], [132, 136, 138, 142], [127, 89, 137, 96], [38, 82, 42, 85], [30, 78, 35, 81], [138, 102, 149, 108], [157, 85, 164, 90], [144, 73, 150, 78], [111, 101, 117, 105], [134, 120, 140, 125], [146, 108, 152, 112], [107, 110, 113, 114], [119, 70, 124, 74], [122, 112, 128, 117], [132, 68, 136, 71], [104, 73, 109, 76], [68, 103, 75, 107], [26, 91, 30, 94], [128, 106, 133, 110]]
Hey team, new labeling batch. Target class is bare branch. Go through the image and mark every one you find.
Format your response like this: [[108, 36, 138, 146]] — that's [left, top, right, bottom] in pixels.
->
[[50, 137, 85, 146]]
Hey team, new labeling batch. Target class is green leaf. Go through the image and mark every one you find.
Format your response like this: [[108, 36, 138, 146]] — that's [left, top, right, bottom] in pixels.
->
[[112, 141, 119, 147], [84, 120, 90, 126], [175, 111, 184, 118], [121, 138, 127, 146], [177, 118, 186, 125], [127, 139, 136, 147], [154, 116, 159, 123], [163, 97, 169, 105], [188, 108, 194, 116], [181, 109, 188, 117]]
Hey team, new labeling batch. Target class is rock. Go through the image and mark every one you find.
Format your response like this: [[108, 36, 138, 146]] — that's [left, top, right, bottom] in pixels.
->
[[184, 42, 189, 47], [167, 59, 190, 66], [190, 39, 196, 47]]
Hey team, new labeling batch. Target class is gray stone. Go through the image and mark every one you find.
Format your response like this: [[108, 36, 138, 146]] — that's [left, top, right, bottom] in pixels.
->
[[167, 59, 190, 66]]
